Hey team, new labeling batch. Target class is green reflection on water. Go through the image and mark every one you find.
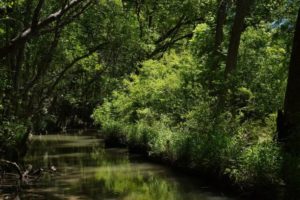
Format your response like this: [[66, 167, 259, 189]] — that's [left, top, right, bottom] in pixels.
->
[[3, 133, 234, 200]]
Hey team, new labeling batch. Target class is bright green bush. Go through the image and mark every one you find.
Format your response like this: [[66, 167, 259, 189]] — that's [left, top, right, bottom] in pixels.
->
[[93, 49, 284, 188]]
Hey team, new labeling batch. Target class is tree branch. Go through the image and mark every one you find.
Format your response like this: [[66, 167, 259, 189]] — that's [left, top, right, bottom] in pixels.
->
[[0, 159, 23, 181], [46, 42, 108, 97], [154, 15, 186, 45], [31, 0, 45, 28], [0, 0, 92, 58], [149, 32, 193, 58]]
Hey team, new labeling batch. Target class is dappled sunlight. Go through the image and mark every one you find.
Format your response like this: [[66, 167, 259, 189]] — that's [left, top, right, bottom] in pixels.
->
[[13, 133, 235, 200]]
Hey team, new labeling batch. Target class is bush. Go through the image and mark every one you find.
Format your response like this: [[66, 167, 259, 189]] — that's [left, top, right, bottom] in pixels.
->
[[0, 120, 28, 159], [92, 51, 284, 190], [235, 142, 282, 186]]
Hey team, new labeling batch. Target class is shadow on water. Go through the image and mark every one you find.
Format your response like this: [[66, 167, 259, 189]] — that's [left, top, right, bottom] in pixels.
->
[[1, 131, 236, 200]]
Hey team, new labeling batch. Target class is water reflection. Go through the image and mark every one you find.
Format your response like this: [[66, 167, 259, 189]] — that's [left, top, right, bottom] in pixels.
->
[[2, 133, 235, 200]]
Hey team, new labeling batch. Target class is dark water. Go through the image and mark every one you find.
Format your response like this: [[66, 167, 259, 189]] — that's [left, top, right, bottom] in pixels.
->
[[1, 132, 236, 200]]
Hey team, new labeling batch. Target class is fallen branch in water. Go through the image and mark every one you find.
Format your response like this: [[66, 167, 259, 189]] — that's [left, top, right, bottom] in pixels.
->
[[0, 159, 23, 181], [0, 159, 56, 187]]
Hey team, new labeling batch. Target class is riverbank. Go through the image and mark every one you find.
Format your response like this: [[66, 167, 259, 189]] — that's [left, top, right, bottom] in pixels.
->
[[102, 132, 284, 200]]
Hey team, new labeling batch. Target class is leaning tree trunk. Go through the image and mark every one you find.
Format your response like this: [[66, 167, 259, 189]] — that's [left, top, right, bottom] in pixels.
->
[[215, 0, 253, 110]]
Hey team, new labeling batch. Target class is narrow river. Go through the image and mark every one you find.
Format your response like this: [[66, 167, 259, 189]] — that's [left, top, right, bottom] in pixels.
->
[[16, 131, 236, 199]]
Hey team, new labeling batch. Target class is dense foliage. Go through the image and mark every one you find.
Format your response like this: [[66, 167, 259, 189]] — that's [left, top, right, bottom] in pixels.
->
[[1, 0, 300, 197], [93, 50, 283, 188]]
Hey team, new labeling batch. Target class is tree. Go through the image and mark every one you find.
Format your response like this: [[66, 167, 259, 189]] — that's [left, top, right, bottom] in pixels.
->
[[225, 0, 254, 76], [0, 0, 96, 117], [279, 6, 300, 198], [282, 7, 300, 153], [211, 0, 228, 70], [0, 0, 94, 58]]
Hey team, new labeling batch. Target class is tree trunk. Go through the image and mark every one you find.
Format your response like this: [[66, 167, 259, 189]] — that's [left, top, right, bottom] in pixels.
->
[[224, 0, 253, 76], [211, 0, 228, 70], [281, 7, 300, 199], [283, 7, 300, 153]]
